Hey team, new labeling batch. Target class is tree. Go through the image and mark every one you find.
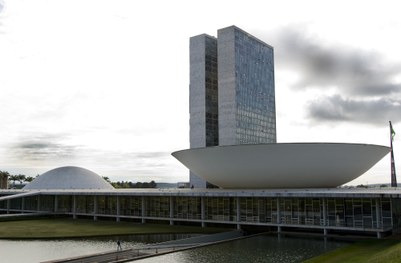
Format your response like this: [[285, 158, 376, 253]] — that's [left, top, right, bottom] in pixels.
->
[[25, 176, 34, 182], [9, 174, 19, 188], [0, 171, 10, 189], [111, 180, 158, 189], [8, 174, 26, 188], [0, 170, 10, 178], [16, 174, 26, 184]]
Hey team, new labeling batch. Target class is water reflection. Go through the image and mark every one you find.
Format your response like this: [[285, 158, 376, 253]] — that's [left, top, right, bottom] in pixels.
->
[[136, 234, 349, 263], [0, 239, 120, 263], [0, 234, 194, 263], [0, 234, 348, 263]]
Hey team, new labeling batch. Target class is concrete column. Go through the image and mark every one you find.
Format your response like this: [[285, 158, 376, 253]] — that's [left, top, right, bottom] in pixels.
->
[[141, 196, 146, 224], [72, 195, 77, 219], [324, 228, 328, 236], [322, 199, 327, 226], [21, 197, 25, 213], [201, 197, 205, 227], [54, 195, 58, 213], [37, 195, 40, 212], [236, 197, 241, 230], [94, 196, 98, 221], [277, 198, 282, 234], [116, 196, 120, 222], [169, 196, 174, 225], [276, 198, 280, 224], [376, 199, 381, 229]]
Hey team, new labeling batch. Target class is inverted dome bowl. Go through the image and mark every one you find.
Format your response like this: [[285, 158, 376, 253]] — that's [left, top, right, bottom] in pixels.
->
[[172, 143, 390, 189]]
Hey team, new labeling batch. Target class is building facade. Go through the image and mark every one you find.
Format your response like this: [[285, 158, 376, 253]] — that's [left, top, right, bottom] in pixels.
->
[[189, 34, 219, 188], [1, 165, 399, 239], [217, 26, 276, 146], [1, 188, 400, 238], [189, 26, 276, 188]]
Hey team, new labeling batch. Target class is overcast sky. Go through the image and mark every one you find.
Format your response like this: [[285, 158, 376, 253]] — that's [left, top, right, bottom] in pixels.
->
[[0, 0, 400, 185]]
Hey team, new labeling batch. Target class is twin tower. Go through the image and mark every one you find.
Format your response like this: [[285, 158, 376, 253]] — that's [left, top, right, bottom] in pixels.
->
[[189, 26, 277, 187]]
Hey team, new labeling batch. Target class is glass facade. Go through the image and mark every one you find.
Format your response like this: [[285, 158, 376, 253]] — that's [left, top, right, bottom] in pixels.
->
[[205, 197, 236, 221], [56, 196, 72, 213], [75, 195, 94, 214], [120, 196, 142, 216], [233, 28, 276, 144], [0, 193, 398, 236], [97, 196, 117, 215], [218, 26, 276, 146], [173, 196, 201, 220], [204, 37, 219, 147], [145, 196, 170, 218]]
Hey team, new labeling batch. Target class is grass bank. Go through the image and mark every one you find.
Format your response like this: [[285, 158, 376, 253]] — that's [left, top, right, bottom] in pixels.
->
[[304, 239, 401, 263], [0, 217, 227, 239]]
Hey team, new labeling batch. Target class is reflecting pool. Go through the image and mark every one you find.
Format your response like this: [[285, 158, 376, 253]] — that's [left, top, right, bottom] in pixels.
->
[[137, 234, 349, 263], [0, 234, 349, 263], [0, 234, 191, 263]]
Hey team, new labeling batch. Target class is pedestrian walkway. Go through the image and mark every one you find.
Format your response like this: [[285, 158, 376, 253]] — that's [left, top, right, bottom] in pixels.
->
[[42, 230, 245, 263], [0, 191, 40, 201]]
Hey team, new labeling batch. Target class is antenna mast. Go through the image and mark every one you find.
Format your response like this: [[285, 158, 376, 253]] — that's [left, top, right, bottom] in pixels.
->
[[390, 121, 397, 187]]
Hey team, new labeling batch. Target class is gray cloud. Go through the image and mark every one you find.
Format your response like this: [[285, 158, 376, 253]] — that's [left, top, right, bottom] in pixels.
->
[[308, 95, 401, 124], [10, 133, 79, 161], [271, 27, 401, 96], [256, 26, 401, 125], [12, 141, 77, 161], [7, 138, 177, 182], [10, 130, 174, 172], [275, 28, 399, 94]]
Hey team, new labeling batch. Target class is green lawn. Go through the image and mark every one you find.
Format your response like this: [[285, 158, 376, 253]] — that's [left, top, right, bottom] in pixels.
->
[[304, 239, 401, 263], [0, 217, 226, 239]]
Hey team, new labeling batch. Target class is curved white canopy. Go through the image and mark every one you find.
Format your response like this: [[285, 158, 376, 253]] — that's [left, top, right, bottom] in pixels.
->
[[24, 166, 114, 190], [172, 143, 390, 189]]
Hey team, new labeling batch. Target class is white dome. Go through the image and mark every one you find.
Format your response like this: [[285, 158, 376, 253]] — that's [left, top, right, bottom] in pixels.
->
[[172, 143, 390, 189], [23, 166, 114, 190]]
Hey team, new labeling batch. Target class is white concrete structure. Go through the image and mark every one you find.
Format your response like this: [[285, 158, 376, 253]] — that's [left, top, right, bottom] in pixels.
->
[[23, 166, 114, 190], [172, 143, 390, 189]]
